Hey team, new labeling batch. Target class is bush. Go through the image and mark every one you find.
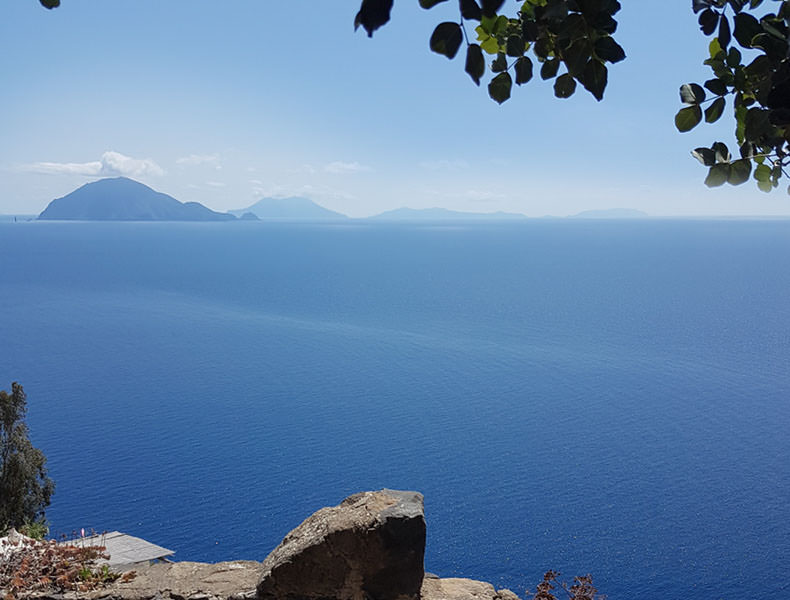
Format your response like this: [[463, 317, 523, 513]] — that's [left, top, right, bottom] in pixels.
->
[[0, 383, 55, 532]]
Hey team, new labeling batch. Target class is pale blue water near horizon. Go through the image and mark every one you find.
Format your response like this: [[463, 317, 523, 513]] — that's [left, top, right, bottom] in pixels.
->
[[1, 219, 789, 599]]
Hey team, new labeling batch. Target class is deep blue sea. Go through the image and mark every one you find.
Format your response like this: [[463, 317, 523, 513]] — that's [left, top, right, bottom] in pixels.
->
[[1, 219, 788, 599]]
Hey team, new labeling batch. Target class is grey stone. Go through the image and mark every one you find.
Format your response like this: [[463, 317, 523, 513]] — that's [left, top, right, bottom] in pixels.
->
[[420, 578, 520, 600], [256, 489, 426, 600]]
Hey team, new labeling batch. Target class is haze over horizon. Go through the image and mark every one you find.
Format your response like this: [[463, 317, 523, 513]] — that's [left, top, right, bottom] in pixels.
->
[[2, 2, 789, 217]]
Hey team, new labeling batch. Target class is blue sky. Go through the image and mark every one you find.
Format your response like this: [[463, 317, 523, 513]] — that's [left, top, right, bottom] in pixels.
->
[[1, 0, 788, 217]]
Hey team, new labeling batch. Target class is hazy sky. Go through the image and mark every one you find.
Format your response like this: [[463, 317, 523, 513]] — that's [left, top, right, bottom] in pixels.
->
[[1, 1, 788, 217]]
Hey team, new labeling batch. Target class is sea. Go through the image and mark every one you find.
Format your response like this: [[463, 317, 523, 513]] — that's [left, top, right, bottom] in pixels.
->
[[0, 219, 788, 599]]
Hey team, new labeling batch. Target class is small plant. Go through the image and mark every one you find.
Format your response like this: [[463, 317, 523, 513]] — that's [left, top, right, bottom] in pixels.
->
[[527, 571, 604, 600], [0, 538, 131, 599], [18, 520, 48, 540]]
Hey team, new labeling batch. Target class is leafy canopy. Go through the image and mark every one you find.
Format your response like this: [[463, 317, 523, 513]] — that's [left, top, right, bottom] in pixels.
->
[[676, 0, 790, 194], [354, 0, 790, 193], [1, 382, 55, 531], [38, 0, 790, 193]]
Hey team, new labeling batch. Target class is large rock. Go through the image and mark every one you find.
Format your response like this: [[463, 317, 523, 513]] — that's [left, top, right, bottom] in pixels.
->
[[420, 576, 521, 600], [256, 489, 426, 600]]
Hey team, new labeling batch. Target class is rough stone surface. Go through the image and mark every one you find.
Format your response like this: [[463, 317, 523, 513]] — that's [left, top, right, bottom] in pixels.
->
[[24, 574, 518, 600], [420, 578, 520, 600], [256, 489, 426, 600], [17, 490, 521, 600], [24, 561, 262, 600]]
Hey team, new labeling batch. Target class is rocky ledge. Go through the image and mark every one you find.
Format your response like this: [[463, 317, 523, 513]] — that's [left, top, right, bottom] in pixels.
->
[[21, 490, 519, 600]]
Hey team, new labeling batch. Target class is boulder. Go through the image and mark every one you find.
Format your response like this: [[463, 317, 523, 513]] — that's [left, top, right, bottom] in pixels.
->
[[421, 576, 521, 600], [256, 489, 426, 600]]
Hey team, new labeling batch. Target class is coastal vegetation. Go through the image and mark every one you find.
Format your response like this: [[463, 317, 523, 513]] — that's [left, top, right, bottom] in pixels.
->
[[0, 383, 54, 536], [0, 535, 130, 599]]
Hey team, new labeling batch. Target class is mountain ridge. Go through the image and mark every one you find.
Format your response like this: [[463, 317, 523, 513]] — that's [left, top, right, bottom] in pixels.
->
[[38, 178, 235, 222], [229, 196, 348, 220]]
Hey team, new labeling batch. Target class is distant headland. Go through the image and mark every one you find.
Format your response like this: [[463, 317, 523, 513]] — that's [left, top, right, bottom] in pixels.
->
[[38, 177, 236, 222]]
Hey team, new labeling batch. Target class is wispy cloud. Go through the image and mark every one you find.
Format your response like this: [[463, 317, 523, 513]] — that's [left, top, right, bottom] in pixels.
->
[[205, 181, 226, 188], [249, 181, 355, 202], [419, 159, 470, 171], [176, 153, 221, 168], [20, 151, 164, 177], [323, 161, 371, 175]]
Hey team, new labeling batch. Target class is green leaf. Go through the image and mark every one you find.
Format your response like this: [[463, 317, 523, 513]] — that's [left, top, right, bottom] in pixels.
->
[[488, 71, 512, 104], [491, 52, 508, 72], [540, 58, 560, 80], [708, 37, 722, 59], [757, 178, 773, 192], [419, 0, 450, 7], [693, 0, 714, 15], [39, 0, 60, 7], [713, 141, 731, 163], [705, 97, 726, 122], [543, 0, 569, 20], [594, 36, 626, 64], [521, 19, 539, 41], [705, 163, 730, 187], [479, 15, 496, 34], [680, 83, 706, 104], [481, 0, 505, 18], [751, 32, 787, 61], [735, 104, 747, 142], [744, 107, 772, 139], [744, 55, 770, 79], [506, 35, 525, 57], [704, 78, 728, 96], [563, 39, 591, 78], [514, 56, 534, 85], [430, 22, 463, 59], [718, 14, 731, 48], [354, 0, 394, 37], [727, 158, 751, 184], [754, 163, 772, 182], [675, 106, 703, 132], [491, 15, 509, 36], [581, 59, 607, 101], [480, 35, 500, 54], [726, 47, 742, 68], [692, 147, 716, 166], [460, 0, 483, 20], [465, 44, 485, 85], [699, 8, 719, 35], [554, 73, 577, 98]]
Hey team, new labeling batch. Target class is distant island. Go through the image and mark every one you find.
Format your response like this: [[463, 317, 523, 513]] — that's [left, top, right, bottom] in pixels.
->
[[569, 208, 649, 219], [31, 178, 652, 223], [368, 207, 527, 221], [38, 177, 236, 222], [230, 197, 348, 220]]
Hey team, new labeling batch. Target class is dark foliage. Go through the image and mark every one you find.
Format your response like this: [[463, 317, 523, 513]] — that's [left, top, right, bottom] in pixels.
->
[[0, 383, 55, 531], [676, 0, 790, 193]]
